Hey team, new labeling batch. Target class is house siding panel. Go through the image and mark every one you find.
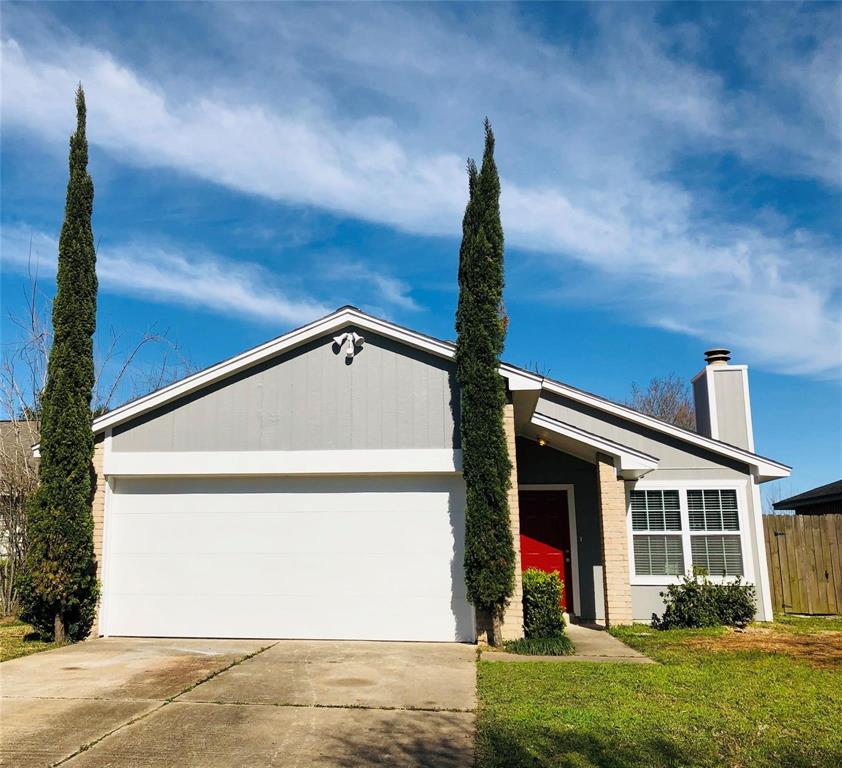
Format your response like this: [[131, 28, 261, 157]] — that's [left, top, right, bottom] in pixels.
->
[[714, 369, 750, 450], [112, 329, 460, 452], [535, 392, 749, 480]]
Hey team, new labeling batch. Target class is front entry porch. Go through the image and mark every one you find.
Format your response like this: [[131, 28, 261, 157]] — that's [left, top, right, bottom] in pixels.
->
[[499, 419, 635, 640], [519, 487, 577, 614]]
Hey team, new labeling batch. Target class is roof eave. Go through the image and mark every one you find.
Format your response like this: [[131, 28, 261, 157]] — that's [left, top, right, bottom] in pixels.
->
[[36, 307, 788, 481]]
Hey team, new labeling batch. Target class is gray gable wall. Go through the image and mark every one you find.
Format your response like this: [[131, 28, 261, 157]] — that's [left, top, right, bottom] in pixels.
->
[[535, 391, 750, 479], [112, 328, 460, 452]]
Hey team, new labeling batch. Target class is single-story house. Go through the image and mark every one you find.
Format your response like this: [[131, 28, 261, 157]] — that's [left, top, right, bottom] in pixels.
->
[[773, 480, 842, 516], [53, 307, 790, 642]]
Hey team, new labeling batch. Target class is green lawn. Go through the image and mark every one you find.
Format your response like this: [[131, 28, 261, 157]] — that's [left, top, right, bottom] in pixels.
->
[[0, 618, 57, 662], [477, 618, 842, 768]]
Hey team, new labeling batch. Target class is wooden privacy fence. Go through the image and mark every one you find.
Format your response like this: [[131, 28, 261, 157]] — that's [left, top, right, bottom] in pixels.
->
[[763, 513, 842, 615]]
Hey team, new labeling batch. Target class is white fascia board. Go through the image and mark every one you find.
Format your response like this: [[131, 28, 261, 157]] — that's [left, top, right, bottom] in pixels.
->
[[539, 379, 790, 480], [500, 364, 543, 391], [530, 412, 659, 473], [104, 448, 463, 477]]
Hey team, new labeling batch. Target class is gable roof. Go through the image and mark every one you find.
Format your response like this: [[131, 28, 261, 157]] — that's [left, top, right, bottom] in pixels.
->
[[773, 479, 842, 510], [62, 306, 788, 480]]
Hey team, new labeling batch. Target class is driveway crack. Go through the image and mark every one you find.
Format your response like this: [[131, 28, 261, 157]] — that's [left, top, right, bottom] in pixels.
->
[[50, 642, 278, 766]]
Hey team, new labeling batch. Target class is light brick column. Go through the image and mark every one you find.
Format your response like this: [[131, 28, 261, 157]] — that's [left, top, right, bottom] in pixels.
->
[[596, 453, 633, 626], [89, 437, 106, 637], [500, 402, 524, 641]]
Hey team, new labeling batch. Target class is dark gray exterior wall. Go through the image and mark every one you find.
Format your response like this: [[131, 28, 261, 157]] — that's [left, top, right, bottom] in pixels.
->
[[692, 374, 711, 438], [536, 392, 750, 480], [112, 328, 460, 452], [516, 437, 603, 621]]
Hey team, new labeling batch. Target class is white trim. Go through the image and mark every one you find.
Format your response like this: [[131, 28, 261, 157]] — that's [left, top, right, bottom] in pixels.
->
[[104, 448, 463, 477], [750, 481, 774, 620], [626, 478, 756, 587], [502, 367, 543, 391], [517, 484, 581, 618], [31, 305, 785, 481], [540, 379, 789, 480], [531, 412, 658, 477]]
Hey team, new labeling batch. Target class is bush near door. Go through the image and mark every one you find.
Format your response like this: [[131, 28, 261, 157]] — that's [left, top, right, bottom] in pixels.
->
[[505, 568, 573, 655]]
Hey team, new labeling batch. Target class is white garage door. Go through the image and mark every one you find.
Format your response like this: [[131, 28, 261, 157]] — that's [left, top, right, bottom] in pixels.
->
[[102, 475, 473, 642]]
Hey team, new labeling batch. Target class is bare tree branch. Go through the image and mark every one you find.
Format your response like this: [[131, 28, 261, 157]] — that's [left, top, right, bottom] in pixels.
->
[[625, 374, 696, 431], [0, 266, 193, 615]]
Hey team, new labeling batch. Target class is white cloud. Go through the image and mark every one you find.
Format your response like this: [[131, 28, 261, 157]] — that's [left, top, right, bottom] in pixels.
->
[[0, 225, 330, 325], [1, 4, 840, 377], [324, 261, 421, 313]]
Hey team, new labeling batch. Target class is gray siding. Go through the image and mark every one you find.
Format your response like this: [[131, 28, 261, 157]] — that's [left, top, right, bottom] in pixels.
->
[[713, 368, 750, 450], [631, 585, 667, 622], [633, 582, 765, 624], [112, 328, 460, 452], [516, 438, 603, 621], [692, 374, 711, 438], [535, 392, 750, 480]]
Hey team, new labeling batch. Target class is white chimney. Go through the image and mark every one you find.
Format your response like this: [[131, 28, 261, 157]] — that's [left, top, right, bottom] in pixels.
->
[[692, 348, 755, 451]]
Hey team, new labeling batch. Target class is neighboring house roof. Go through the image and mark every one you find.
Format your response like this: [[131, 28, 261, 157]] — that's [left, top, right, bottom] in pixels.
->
[[773, 479, 842, 511], [35, 305, 790, 481]]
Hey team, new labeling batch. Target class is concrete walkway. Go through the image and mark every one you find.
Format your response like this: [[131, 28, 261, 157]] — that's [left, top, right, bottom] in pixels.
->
[[482, 622, 654, 663], [1, 638, 476, 767]]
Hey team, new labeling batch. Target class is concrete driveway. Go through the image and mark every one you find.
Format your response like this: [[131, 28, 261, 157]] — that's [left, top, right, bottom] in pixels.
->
[[0, 638, 476, 767]]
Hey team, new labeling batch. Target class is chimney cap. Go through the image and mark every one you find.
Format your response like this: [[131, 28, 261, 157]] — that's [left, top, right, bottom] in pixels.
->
[[704, 348, 731, 365]]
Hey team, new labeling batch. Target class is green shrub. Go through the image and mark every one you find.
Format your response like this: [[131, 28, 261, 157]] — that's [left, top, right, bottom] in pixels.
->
[[653, 571, 756, 630], [712, 578, 757, 628], [522, 568, 566, 638], [504, 635, 574, 656]]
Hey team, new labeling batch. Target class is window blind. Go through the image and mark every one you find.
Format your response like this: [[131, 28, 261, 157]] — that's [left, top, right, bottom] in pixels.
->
[[630, 490, 681, 531], [687, 489, 739, 531]]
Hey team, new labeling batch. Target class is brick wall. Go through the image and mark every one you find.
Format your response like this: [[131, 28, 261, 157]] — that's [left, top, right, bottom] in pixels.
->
[[500, 402, 524, 641], [90, 437, 106, 637], [596, 453, 633, 625]]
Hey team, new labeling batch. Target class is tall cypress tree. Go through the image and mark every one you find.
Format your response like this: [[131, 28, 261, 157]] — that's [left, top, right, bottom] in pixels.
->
[[19, 86, 99, 643], [456, 120, 514, 645]]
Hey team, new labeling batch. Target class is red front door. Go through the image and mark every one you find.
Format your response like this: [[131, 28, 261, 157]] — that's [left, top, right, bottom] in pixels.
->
[[519, 490, 573, 612]]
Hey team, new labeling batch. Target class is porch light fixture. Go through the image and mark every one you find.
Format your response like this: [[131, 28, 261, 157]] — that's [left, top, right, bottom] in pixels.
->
[[537, 437, 548, 447]]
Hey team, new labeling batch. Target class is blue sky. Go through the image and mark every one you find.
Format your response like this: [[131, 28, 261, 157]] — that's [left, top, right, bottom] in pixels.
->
[[1, 2, 840, 502]]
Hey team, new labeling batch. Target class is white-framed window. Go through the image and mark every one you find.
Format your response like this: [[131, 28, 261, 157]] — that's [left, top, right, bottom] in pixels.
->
[[628, 483, 751, 584], [630, 490, 685, 577]]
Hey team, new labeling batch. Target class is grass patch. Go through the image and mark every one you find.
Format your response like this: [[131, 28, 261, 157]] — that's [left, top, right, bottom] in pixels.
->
[[477, 617, 842, 767], [764, 614, 842, 633], [504, 636, 575, 656], [0, 617, 57, 662]]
